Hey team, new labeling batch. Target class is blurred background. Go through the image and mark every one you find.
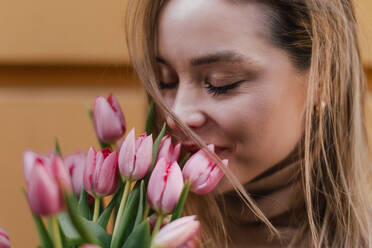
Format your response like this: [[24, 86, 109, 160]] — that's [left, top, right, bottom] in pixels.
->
[[0, 0, 371, 246]]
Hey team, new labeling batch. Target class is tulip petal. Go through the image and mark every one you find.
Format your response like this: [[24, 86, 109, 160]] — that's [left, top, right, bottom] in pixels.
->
[[135, 133, 146, 151], [182, 150, 210, 182], [147, 158, 167, 211], [107, 93, 126, 132], [182, 144, 227, 194], [118, 128, 136, 178], [132, 134, 153, 180], [95, 151, 118, 196], [153, 216, 200, 248], [50, 154, 73, 194], [94, 96, 124, 143], [84, 147, 97, 194], [194, 159, 228, 195], [27, 165, 62, 216], [157, 136, 171, 161], [23, 150, 49, 183], [171, 142, 182, 163], [0, 226, 10, 248], [64, 152, 86, 196], [161, 161, 184, 214], [92, 151, 105, 192]]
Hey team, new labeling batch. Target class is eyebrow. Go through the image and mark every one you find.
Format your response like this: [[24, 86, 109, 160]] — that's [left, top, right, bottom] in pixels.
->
[[156, 50, 252, 67]]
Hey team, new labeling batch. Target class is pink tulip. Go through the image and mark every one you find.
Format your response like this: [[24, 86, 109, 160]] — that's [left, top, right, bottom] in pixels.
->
[[157, 136, 181, 163], [93, 93, 126, 144], [118, 128, 153, 180], [182, 144, 228, 195], [64, 152, 86, 197], [147, 158, 184, 214], [152, 216, 200, 248], [0, 226, 10, 248], [84, 147, 118, 198], [23, 151, 72, 216]]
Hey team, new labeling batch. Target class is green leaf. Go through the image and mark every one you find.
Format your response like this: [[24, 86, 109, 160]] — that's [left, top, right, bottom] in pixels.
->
[[113, 178, 124, 221], [179, 153, 191, 169], [171, 180, 191, 221], [31, 212, 54, 248], [97, 182, 124, 229], [110, 182, 141, 248], [82, 218, 111, 248], [133, 181, 145, 229], [144, 123, 167, 185], [64, 193, 101, 246], [59, 218, 72, 248], [78, 189, 92, 220], [151, 123, 167, 171], [145, 100, 155, 135], [121, 219, 150, 248], [58, 212, 111, 248], [55, 137, 62, 157], [58, 212, 82, 245], [22, 189, 53, 248], [47, 218, 53, 241], [87, 106, 94, 122]]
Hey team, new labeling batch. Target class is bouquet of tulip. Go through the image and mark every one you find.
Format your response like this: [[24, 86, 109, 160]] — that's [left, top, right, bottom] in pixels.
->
[[21, 93, 228, 248]]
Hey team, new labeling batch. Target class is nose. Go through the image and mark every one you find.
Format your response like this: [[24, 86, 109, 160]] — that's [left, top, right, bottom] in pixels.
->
[[165, 84, 207, 131]]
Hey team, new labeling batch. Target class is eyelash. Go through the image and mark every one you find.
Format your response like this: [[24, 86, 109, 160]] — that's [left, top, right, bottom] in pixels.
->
[[159, 80, 243, 96], [204, 80, 244, 96]]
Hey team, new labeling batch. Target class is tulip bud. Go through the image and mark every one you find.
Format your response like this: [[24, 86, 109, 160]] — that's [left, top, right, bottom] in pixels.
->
[[23, 151, 71, 216], [84, 147, 119, 198], [64, 152, 86, 197], [153, 216, 200, 248], [157, 135, 181, 163], [93, 93, 126, 144], [147, 158, 184, 214], [0, 226, 10, 248], [118, 128, 153, 180], [182, 144, 228, 195]]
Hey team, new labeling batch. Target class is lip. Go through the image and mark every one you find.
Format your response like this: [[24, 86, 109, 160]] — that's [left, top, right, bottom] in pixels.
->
[[182, 142, 230, 155]]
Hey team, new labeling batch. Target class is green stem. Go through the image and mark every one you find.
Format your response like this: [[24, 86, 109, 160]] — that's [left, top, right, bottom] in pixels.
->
[[93, 197, 100, 222], [112, 180, 132, 239], [51, 216, 62, 248], [151, 214, 164, 245], [113, 143, 119, 151], [143, 202, 150, 221]]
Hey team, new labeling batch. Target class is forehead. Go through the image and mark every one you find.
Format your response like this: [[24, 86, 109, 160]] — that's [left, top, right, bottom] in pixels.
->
[[156, 0, 270, 67]]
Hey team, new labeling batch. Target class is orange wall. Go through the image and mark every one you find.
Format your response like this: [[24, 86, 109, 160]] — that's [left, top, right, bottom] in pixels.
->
[[0, 0, 370, 66]]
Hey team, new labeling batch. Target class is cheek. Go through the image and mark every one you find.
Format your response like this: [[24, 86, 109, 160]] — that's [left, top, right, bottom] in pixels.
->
[[212, 77, 306, 166], [245, 80, 306, 165]]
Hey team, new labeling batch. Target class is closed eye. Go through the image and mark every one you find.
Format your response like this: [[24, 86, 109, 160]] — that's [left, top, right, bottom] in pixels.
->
[[204, 80, 244, 96]]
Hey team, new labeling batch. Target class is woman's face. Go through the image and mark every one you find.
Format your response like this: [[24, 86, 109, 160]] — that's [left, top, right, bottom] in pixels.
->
[[156, 0, 308, 192]]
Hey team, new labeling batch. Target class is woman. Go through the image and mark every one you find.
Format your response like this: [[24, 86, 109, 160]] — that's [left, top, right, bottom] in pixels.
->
[[125, 0, 372, 247]]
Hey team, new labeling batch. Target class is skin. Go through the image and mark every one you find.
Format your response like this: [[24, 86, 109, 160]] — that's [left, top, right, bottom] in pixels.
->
[[156, 0, 308, 192]]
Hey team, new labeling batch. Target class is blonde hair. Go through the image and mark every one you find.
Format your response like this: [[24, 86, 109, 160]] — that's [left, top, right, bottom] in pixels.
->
[[125, 0, 372, 247]]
